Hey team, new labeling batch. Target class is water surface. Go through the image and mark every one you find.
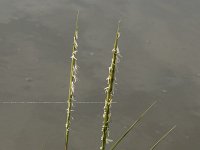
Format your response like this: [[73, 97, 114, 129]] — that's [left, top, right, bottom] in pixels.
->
[[0, 0, 200, 149]]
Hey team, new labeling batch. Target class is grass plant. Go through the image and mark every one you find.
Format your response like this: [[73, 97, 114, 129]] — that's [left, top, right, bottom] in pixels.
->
[[100, 21, 121, 150], [65, 11, 79, 150], [64, 12, 176, 150]]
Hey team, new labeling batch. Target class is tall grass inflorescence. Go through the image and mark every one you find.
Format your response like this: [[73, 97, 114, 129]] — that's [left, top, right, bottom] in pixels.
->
[[63, 13, 176, 150], [100, 21, 121, 150], [65, 11, 79, 150]]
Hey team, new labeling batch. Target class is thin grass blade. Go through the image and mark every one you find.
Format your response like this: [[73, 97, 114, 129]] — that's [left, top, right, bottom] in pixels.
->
[[150, 125, 176, 150], [110, 101, 157, 150]]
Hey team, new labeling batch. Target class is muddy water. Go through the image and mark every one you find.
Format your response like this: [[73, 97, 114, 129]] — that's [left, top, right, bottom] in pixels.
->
[[0, 0, 200, 149]]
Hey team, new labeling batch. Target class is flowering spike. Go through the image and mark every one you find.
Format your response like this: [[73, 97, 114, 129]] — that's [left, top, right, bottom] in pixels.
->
[[65, 10, 79, 150], [100, 21, 121, 150]]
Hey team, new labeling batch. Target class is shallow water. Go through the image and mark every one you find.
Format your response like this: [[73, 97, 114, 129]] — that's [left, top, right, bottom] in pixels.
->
[[0, 0, 200, 149]]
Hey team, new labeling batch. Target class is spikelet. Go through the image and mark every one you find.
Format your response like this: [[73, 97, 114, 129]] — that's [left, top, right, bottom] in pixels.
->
[[65, 10, 79, 150], [100, 21, 121, 150]]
